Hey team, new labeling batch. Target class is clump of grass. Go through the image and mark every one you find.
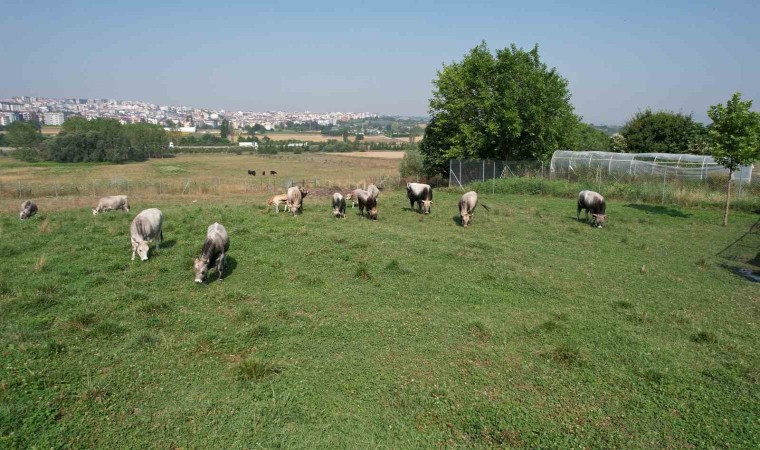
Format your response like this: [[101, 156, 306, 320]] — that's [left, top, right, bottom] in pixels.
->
[[696, 258, 708, 268], [137, 301, 172, 316], [614, 301, 634, 309], [638, 368, 665, 384], [691, 331, 718, 344], [248, 324, 270, 338], [90, 321, 128, 338], [71, 312, 98, 329], [549, 345, 585, 367], [39, 218, 50, 233], [275, 308, 291, 321], [34, 255, 47, 273], [134, 332, 160, 347], [467, 320, 491, 340], [537, 320, 561, 333], [385, 259, 410, 274], [355, 263, 372, 280], [46, 340, 67, 355], [237, 358, 281, 381]]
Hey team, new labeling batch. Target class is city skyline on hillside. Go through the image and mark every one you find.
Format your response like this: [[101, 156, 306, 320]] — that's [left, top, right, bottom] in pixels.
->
[[1, 1, 758, 124]]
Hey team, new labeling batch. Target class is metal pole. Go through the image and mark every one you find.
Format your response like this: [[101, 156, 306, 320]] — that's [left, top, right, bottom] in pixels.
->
[[448, 160, 452, 188], [482, 160, 485, 182], [662, 167, 667, 204]]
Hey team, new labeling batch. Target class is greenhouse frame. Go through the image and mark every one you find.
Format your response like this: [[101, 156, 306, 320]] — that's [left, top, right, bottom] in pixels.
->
[[549, 151, 753, 184]]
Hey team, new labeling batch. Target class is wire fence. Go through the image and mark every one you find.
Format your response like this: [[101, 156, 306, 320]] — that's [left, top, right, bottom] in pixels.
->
[[0, 174, 425, 200], [448, 158, 760, 204]]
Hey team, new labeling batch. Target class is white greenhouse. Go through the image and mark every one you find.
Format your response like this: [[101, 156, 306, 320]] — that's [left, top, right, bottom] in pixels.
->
[[549, 151, 753, 184]]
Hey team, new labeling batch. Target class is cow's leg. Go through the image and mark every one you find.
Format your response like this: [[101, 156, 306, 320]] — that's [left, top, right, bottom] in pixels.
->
[[131, 240, 137, 260], [409, 199, 414, 209], [217, 254, 225, 281], [577, 202, 582, 221]]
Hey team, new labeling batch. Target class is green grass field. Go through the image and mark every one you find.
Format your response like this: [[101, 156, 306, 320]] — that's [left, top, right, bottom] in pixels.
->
[[1, 189, 758, 448]]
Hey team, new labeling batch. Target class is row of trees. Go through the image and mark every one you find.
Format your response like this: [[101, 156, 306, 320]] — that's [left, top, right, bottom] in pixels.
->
[[419, 42, 760, 177], [6, 117, 170, 162]]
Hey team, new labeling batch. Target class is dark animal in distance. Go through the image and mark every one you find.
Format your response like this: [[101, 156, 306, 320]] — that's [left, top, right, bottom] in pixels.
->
[[270, 170, 277, 175], [92, 195, 130, 215], [248, 170, 256, 176], [577, 190, 607, 227], [130, 208, 164, 261], [407, 183, 433, 214], [20, 200, 38, 220], [194, 222, 230, 283]]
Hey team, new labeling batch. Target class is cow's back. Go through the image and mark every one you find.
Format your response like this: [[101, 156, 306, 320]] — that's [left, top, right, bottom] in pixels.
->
[[207, 222, 230, 251], [460, 191, 478, 213], [131, 208, 163, 240]]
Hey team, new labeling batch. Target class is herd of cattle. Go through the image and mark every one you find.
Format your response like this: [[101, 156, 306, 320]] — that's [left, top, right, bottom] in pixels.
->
[[16, 186, 607, 283]]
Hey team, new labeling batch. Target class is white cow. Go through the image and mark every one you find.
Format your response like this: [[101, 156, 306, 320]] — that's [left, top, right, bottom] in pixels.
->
[[93, 195, 130, 215], [130, 208, 164, 261]]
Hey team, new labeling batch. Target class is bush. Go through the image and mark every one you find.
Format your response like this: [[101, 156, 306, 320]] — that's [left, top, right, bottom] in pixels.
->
[[399, 147, 424, 177]]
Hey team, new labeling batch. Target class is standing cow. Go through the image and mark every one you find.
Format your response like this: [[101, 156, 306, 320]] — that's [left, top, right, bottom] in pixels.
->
[[577, 190, 607, 227], [248, 170, 256, 176], [267, 194, 289, 213], [356, 190, 378, 220], [19, 200, 38, 220], [130, 208, 164, 261], [92, 195, 130, 215], [286, 186, 303, 216], [332, 193, 346, 218], [194, 222, 230, 283], [406, 183, 433, 214], [458, 191, 479, 227]]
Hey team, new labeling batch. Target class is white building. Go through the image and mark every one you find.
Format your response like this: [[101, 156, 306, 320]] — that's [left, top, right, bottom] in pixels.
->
[[44, 112, 66, 126]]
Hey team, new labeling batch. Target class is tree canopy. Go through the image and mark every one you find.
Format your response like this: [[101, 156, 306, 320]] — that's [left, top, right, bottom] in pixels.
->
[[707, 92, 760, 225], [420, 42, 578, 175], [620, 109, 705, 154]]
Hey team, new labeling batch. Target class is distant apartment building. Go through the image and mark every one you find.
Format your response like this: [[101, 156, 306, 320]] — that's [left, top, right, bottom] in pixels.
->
[[0, 101, 23, 112], [44, 112, 66, 126]]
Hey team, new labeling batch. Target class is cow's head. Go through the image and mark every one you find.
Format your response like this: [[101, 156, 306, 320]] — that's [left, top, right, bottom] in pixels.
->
[[421, 200, 432, 214], [92, 208, 100, 216], [136, 241, 151, 261], [591, 214, 608, 228], [299, 187, 309, 198], [333, 207, 343, 218], [290, 203, 301, 215], [193, 258, 208, 283], [461, 212, 471, 227], [368, 207, 378, 221]]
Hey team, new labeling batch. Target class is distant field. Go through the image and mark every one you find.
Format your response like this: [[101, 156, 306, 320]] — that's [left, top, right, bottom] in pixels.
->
[[325, 151, 405, 159], [0, 153, 402, 210], [0, 188, 758, 447]]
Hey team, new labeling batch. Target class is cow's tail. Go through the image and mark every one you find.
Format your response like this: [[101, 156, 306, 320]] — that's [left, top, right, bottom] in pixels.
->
[[479, 203, 491, 211]]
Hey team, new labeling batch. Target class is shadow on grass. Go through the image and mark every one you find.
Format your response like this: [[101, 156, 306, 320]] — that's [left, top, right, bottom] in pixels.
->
[[719, 263, 760, 283], [159, 239, 177, 250], [451, 215, 463, 226], [206, 256, 237, 283], [624, 204, 692, 218]]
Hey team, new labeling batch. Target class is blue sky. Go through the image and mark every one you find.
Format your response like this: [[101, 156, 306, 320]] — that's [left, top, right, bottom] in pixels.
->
[[2, 0, 758, 124]]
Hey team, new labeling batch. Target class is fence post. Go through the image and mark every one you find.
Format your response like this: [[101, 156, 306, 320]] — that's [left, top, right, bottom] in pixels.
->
[[482, 160, 485, 182], [448, 160, 452, 188], [662, 167, 667, 204], [541, 162, 544, 195], [492, 161, 496, 195]]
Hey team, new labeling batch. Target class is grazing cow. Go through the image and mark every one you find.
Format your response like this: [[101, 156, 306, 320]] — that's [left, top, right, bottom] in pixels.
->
[[406, 183, 433, 214], [19, 200, 38, 220], [367, 184, 380, 200], [577, 190, 607, 227], [130, 208, 164, 261], [332, 193, 346, 218], [267, 194, 289, 213], [356, 190, 378, 220], [270, 170, 277, 175], [92, 195, 130, 215], [194, 222, 230, 283], [458, 191, 482, 227], [286, 186, 303, 216], [248, 170, 256, 176]]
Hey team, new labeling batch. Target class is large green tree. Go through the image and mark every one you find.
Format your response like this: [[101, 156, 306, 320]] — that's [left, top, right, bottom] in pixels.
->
[[5, 121, 42, 148], [220, 119, 230, 139], [570, 123, 611, 151], [620, 109, 705, 154], [420, 42, 578, 175], [707, 92, 760, 226]]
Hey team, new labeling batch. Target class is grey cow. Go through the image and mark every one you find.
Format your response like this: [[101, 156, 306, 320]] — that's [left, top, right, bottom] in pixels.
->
[[367, 184, 380, 200], [287, 186, 304, 216], [332, 193, 346, 218], [356, 189, 378, 220], [130, 208, 164, 261], [93, 195, 130, 215], [194, 222, 230, 283], [406, 182, 433, 214], [577, 190, 607, 227], [458, 191, 478, 227], [20, 200, 38, 220]]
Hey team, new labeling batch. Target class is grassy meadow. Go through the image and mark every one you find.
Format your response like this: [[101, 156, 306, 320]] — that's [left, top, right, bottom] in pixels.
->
[[0, 167, 758, 447]]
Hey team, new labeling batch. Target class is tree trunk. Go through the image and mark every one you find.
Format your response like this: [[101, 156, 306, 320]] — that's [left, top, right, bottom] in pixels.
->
[[723, 170, 732, 227]]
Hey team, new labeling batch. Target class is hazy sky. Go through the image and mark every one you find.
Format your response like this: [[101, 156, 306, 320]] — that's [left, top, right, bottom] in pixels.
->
[[2, 0, 758, 124]]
